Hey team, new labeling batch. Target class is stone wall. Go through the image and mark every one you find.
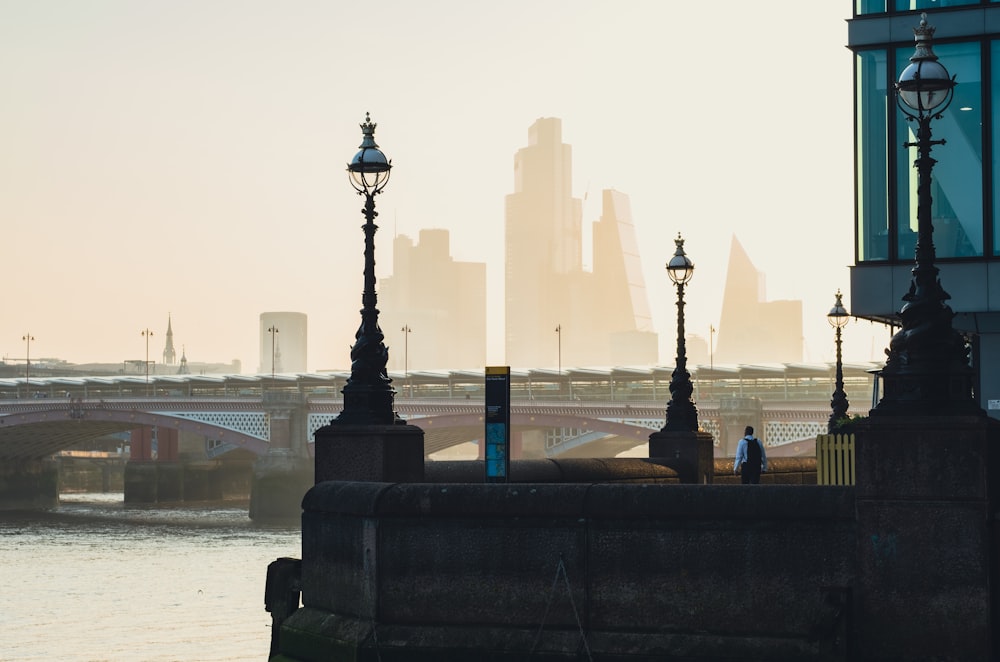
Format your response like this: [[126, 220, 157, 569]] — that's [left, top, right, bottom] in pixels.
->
[[281, 480, 854, 661], [271, 419, 999, 660]]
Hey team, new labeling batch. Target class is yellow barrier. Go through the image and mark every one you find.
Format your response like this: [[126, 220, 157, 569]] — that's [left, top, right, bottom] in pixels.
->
[[815, 434, 855, 486]]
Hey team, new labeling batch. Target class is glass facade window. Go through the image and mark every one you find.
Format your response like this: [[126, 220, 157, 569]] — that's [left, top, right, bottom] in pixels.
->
[[993, 41, 1000, 254], [858, 0, 988, 15], [856, 49, 890, 261], [857, 39, 987, 263], [857, 0, 888, 13], [894, 42, 983, 260], [895, 0, 982, 10]]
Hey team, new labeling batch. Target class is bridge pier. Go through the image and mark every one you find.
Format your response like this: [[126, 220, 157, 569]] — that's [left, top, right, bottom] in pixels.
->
[[57, 455, 125, 492], [648, 429, 715, 483], [0, 458, 58, 510], [249, 395, 314, 523], [718, 396, 763, 456]]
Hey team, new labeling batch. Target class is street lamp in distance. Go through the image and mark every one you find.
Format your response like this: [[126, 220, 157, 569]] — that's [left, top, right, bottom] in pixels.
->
[[401, 325, 411, 397], [555, 324, 562, 378], [141, 329, 153, 396], [22, 333, 34, 389], [268, 325, 279, 379], [662, 233, 698, 432]]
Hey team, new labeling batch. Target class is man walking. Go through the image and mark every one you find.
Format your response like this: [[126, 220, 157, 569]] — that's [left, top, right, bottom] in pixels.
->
[[734, 425, 767, 484]]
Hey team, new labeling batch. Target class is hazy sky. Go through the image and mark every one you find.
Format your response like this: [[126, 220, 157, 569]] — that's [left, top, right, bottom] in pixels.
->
[[2, 1, 886, 373]]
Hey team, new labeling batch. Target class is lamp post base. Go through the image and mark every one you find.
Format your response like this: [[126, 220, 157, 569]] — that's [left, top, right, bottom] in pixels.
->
[[314, 423, 425, 483], [648, 429, 714, 484], [872, 363, 982, 417]]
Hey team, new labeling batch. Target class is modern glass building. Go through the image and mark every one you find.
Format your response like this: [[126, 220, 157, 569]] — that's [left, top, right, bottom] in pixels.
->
[[848, 1, 1000, 417]]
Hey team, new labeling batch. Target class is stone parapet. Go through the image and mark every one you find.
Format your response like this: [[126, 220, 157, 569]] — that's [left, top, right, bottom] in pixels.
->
[[282, 480, 855, 660]]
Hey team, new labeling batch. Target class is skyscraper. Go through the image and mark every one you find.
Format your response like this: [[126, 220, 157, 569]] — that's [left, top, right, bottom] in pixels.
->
[[379, 229, 486, 371], [713, 235, 803, 365], [590, 189, 658, 366], [504, 118, 657, 369], [505, 118, 583, 370]]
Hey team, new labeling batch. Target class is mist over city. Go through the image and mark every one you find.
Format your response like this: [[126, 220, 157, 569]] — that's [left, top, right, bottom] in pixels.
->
[[1, 2, 873, 375]]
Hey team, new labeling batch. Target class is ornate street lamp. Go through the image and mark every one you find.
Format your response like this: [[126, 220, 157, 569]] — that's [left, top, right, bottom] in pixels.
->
[[336, 113, 400, 425], [827, 290, 850, 432], [874, 13, 980, 416], [662, 233, 698, 432]]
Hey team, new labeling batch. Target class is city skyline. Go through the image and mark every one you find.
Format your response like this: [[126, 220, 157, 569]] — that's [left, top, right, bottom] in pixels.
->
[[2, 2, 881, 372]]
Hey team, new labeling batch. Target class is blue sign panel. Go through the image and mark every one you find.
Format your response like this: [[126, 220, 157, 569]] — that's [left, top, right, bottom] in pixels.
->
[[485, 366, 510, 482]]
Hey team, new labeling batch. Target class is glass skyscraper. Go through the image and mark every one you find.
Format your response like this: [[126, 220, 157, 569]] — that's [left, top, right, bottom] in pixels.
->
[[848, 2, 1000, 416]]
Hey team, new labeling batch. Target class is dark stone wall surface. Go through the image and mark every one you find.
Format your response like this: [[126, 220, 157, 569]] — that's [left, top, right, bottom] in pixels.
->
[[295, 480, 855, 660], [274, 421, 998, 661], [853, 415, 1000, 660]]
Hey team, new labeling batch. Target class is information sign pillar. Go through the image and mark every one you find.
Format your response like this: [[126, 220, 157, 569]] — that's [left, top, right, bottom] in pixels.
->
[[485, 366, 511, 483]]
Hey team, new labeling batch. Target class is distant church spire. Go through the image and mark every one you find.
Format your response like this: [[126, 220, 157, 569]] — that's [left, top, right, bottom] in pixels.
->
[[163, 314, 177, 365], [177, 345, 189, 374]]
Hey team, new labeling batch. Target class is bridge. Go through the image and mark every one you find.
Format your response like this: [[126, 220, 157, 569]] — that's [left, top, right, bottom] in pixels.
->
[[0, 365, 875, 515], [0, 390, 854, 462]]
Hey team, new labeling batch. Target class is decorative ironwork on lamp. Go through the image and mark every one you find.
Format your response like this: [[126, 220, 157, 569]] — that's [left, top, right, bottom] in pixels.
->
[[336, 113, 402, 425], [662, 233, 698, 432], [873, 13, 981, 417]]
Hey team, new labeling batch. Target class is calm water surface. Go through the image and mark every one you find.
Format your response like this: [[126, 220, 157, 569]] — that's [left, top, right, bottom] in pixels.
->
[[0, 493, 301, 661]]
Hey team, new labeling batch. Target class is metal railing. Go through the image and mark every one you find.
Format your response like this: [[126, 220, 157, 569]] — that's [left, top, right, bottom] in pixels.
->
[[816, 434, 855, 485]]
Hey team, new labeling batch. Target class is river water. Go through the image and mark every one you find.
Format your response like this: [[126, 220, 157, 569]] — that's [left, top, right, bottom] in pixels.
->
[[0, 493, 301, 661]]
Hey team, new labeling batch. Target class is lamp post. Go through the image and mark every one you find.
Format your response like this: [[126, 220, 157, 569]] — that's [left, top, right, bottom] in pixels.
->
[[827, 289, 850, 432], [874, 13, 979, 416], [336, 113, 400, 425], [555, 324, 562, 377], [268, 325, 279, 378], [709, 325, 715, 371], [401, 325, 411, 397], [141, 328, 153, 396], [662, 233, 698, 432], [22, 333, 33, 389]]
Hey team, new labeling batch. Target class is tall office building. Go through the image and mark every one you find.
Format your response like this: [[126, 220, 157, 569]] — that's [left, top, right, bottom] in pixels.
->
[[504, 118, 657, 369], [259, 312, 307, 374], [848, 5, 1000, 417], [712, 236, 803, 365], [379, 229, 486, 371], [590, 189, 658, 365]]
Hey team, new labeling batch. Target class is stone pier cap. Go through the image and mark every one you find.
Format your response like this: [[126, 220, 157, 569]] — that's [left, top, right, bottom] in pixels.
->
[[302, 478, 854, 521]]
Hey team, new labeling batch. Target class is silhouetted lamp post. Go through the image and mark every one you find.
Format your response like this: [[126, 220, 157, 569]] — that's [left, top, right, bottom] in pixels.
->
[[827, 290, 850, 432], [336, 113, 400, 425], [875, 13, 979, 416], [662, 233, 698, 432], [268, 325, 279, 378], [140, 328, 154, 396], [22, 333, 33, 388]]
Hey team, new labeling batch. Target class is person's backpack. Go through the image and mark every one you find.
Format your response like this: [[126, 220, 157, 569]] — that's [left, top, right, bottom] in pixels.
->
[[746, 437, 762, 469]]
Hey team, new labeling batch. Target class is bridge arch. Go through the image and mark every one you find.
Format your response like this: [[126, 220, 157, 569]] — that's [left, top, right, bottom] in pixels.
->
[[0, 407, 270, 459], [407, 411, 655, 456]]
